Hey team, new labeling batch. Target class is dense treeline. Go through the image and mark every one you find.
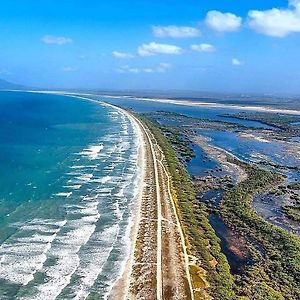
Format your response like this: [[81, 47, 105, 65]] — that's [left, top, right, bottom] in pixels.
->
[[220, 165, 300, 299], [161, 126, 195, 162]]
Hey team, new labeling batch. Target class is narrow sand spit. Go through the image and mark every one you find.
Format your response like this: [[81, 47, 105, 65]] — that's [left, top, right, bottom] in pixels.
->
[[112, 113, 193, 299], [193, 135, 248, 184], [23, 90, 300, 116]]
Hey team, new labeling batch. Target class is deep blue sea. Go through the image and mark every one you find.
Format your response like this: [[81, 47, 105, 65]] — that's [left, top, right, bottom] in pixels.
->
[[0, 91, 140, 299]]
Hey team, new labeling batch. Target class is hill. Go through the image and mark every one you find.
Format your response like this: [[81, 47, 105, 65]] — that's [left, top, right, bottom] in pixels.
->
[[0, 79, 26, 90]]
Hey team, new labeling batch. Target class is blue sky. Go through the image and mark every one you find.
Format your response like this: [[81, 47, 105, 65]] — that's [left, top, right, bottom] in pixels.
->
[[1, 0, 300, 94]]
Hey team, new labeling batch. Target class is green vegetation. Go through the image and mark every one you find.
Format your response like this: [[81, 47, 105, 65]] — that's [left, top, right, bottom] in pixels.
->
[[220, 112, 300, 135], [282, 182, 300, 221], [220, 164, 300, 299], [137, 114, 237, 299], [288, 182, 300, 190], [138, 113, 300, 300], [160, 126, 195, 162], [283, 205, 300, 221]]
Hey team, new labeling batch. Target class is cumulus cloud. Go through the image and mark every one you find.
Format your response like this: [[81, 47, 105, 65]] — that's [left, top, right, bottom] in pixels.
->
[[138, 42, 183, 56], [248, 0, 300, 37], [205, 11, 242, 32], [152, 25, 200, 38], [232, 58, 244, 66], [112, 51, 134, 59], [191, 43, 216, 52], [41, 35, 73, 45]]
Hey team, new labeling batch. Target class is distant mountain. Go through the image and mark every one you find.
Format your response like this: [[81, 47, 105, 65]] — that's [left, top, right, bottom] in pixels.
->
[[0, 79, 26, 90]]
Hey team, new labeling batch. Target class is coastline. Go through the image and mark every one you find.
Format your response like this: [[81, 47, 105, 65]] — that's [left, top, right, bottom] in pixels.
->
[[106, 107, 146, 299], [9, 90, 150, 298], [97, 94, 300, 116], [60, 94, 147, 299], [13, 90, 300, 116], [3, 90, 298, 299], [20, 90, 194, 299]]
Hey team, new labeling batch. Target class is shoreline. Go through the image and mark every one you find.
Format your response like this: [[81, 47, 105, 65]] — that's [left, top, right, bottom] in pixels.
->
[[61, 94, 147, 299], [193, 134, 248, 184], [106, 107, 146, 300], [9, 90, 150, 298], [28, 91, 147, 299], [6, 90, 300, 116], [2, 90, 299, 299], [21, 90, 194, 299]]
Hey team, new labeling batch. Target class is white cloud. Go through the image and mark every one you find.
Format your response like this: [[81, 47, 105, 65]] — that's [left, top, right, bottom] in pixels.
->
[[205, 11, 242, 32], [156, 63, 172, 73], [191, 43, 216, 52], [138, 42, 183, 56], [116, 65, 139, 73], [41, 35, 73, 45], [112, 51, 134, 59], [117, 63, 171, 74], [128, 68, 139, 73], [159, 63, 171, 69], [152, 25, 201, 38], [232, 58, 244, 66], [62, 66, 77, 72], [248, 0, 300, 37], [143, 68, 154, 73]]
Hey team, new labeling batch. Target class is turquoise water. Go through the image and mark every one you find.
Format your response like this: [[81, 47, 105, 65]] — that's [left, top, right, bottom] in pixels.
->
[[0, 92, 140, 299]]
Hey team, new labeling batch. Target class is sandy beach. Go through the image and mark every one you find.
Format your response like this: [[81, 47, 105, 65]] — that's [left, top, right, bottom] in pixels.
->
[[98, 94, 300, 116], [117, 113, 193, 299], [193, 134, 248, 184]]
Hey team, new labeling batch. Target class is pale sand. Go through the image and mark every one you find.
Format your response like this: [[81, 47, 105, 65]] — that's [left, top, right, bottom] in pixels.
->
[[98, 94, 300, 116], [193, 135, 248, 183]]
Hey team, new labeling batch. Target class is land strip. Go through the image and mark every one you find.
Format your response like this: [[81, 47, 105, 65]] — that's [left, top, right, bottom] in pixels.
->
[[124, 114, 193, 299]]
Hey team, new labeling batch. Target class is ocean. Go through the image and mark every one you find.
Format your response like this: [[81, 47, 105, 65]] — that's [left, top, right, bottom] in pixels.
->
[[0, 91, 140, 299]]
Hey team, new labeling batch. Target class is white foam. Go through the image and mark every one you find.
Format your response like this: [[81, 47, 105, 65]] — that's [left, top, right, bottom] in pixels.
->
[[0, 219, 66, 286], [75, 173, 94, 182], [115, 186, 125, 198], [55, 192, 73, 198], [113, 201, 123, 220], [20, 196, 101, 299], [63, 184, 82, 190], [70, 165, 97, 169], [79, 145, 103, 160], [90, 175, 111, 184], [65, 225, 119, 300], [6, 101, 142, 299]]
